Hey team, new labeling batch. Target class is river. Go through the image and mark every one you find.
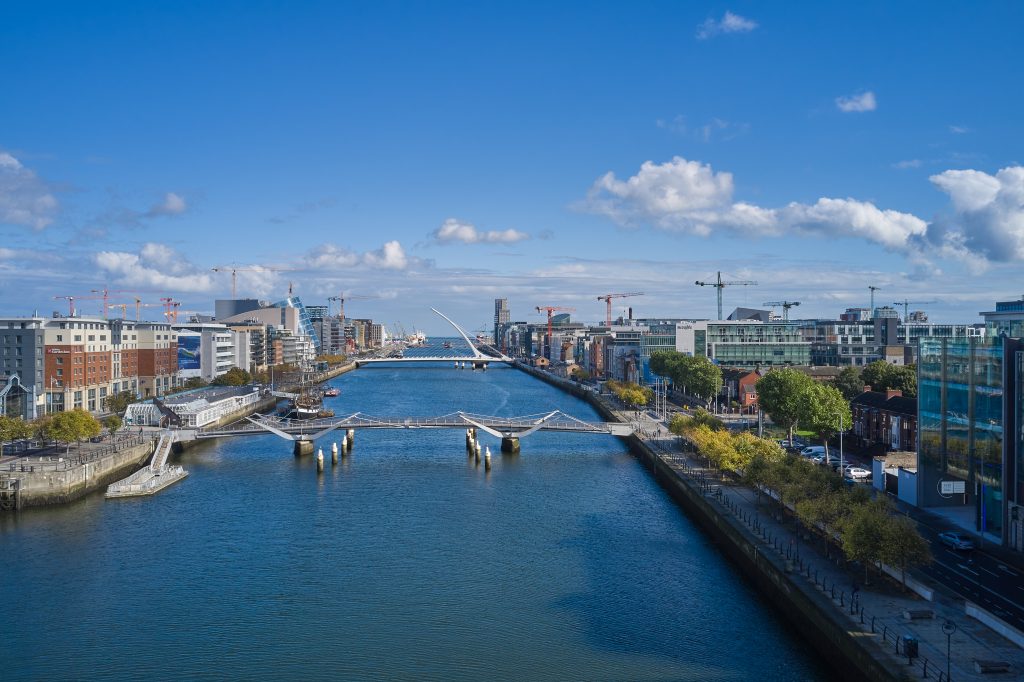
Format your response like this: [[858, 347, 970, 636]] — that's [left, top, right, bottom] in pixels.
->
[[1, 364, 828, 680]]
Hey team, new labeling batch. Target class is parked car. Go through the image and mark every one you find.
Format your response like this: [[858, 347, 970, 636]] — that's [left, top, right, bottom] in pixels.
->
[[801, 446, 826, 458], [845, 467, 871, 479], [938, 531, 975, 551]]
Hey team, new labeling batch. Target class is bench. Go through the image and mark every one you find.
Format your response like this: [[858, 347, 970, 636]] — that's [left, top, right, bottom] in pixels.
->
[[902, 609, 934, 621], [973, 660, 1011, 674]]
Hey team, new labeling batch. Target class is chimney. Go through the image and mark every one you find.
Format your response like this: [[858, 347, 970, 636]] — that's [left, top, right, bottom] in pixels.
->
[[885, 389, 902, 400], [863, 385, 872, 393]]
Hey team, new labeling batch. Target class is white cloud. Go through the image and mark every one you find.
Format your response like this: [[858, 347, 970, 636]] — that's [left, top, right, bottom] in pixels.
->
[[949, 125, 970, 134], [893, 159, 922, 170], [697, 11, 758, 39], [835, 91, 877, 113], [657, 115, 750, 142], [363, 240, 409, 269], [306, 240, 416, 270], [433, 218, 530, 244], [146, 192, 186, 217], [0, 151, 58, 230], [93, 242, 214, 292], [579, 155, 926, 251], [924, 167, 1024, 262]]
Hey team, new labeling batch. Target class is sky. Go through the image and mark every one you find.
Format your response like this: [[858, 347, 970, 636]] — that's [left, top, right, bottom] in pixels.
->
[[2, 1, 1023, 334]]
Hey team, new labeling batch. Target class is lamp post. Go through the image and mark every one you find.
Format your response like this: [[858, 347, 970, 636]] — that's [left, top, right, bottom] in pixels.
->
[[834, 411, 845, 474], [942, 619, 956, 681]]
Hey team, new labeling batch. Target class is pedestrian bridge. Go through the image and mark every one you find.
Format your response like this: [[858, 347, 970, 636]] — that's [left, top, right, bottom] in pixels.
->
[[176, 410, 633, 453]]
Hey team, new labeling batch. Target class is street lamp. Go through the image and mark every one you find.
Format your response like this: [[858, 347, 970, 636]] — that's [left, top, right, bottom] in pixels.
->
[[834, 411, 845, 474], [942, 619, 956, 681]]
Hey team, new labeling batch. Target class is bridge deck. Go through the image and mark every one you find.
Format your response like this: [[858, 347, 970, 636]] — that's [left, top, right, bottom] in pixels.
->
[[188, 411, 632, 440]]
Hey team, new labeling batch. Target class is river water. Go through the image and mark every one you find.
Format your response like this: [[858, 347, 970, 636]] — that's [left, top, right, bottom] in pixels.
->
[[1, 364, 828, 680]]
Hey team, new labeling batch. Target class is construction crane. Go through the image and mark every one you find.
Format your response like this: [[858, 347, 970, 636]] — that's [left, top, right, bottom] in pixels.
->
[[166, 302, 201, 324], [326, 294, 379, 320], [763, 300, 801, 322], [110, 298, 163, 321], [53, 294, 103, 317], [535, 306, 575, 359], [596, 292, 644, 326], [893, 299, 937, 321], [90, 289, 136, 319], [211, 265, 297, 298], [695, 272, 758, 320], [868, 285, 880, 315]]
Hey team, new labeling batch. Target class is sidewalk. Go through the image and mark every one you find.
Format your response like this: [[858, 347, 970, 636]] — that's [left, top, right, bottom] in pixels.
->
[[607, 399, 1023, 681]]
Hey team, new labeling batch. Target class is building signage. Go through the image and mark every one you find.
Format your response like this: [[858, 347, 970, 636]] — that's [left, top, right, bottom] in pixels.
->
[[46, 348, 71, 354], [940, 480, 966, 495], [177, 335, 201, 370]]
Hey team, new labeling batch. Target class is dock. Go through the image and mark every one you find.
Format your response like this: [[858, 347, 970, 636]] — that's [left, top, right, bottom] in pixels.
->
[[105, 432, 188, 499]]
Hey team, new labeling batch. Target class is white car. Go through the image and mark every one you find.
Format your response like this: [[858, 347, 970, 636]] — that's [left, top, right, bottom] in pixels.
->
[[845, 467, 871, 479]]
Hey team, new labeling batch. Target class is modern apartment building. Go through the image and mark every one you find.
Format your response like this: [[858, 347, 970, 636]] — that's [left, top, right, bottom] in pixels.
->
[[136, 322, 178, 398], [494, 298, 510, 351]]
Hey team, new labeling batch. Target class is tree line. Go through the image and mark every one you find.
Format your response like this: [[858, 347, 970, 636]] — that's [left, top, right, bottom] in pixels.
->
[[671, 415, 931, 587], [831, 361, 917, 400], [648, 351, 723, 408], [756, 368, 851, 455], [0, 410, 120, 455], [604, 380, 653, 407]]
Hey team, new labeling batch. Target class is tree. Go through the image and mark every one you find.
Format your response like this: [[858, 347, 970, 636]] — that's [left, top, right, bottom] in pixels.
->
[[570, 367, 591, 382], [860, 361, 918, 398], [43, 409, 102, 453], [683, 356, 723, 408], [102, 414, 122, 437], [841, 499, 890, 583], [831, 366, 865, 401], [756, 368, 814, 443], [881, 514, 932, 590], [102, 390, 138, 415], [0, 415, 34, 457], [212, 367, 252, 386], [669, 409, 725, 434], [798, 382, 851, 458]]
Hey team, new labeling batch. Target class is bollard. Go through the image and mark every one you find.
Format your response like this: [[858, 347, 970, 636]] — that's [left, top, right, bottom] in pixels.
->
[[331, 442, 339, 465], [346, 429, 355, 451], [316, 448, 324, 473], [474, 441, 481, 464], [484, 447, 491, 471]]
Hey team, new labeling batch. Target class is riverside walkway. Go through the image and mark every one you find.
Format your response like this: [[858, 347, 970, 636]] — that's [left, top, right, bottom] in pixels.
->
[[625, 408, 1024, 680]]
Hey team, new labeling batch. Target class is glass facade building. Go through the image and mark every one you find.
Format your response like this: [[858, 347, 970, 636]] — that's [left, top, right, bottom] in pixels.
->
[[919, 335, 1023, 549]]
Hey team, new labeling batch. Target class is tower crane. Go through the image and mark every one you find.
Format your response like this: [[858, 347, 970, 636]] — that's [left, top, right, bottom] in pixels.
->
[[211, 265, 297, 298], [326, 294, 380, 320], [91, 289, 136, 319], [695, 272, 758, 320], [110, 298, 163, 321], [893, 299, 937, 321], [763, 300, 801, 322], [53, 294, 103, 317], [596, 292, 644, 326], [868, 285, 880, 315], [535, 306, 575, 359]]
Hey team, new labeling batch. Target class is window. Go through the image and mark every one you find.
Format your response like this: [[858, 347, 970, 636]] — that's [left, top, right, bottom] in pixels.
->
[[56, 334, 63, 342], [74, 335, 82, 342]]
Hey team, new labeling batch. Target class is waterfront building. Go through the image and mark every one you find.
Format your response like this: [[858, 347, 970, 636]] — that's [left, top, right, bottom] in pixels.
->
[[0, 317, 45, 419], [917, 331, 1023, 552], [494, 298, 510, 353], [982, 296, 1024, 337], [173, 323, 235, 381], [808, 318, 984, 367], [125, 385, 263, 428], [273, 295, 321, 354], [214, 298, 262, 321], [136, 322, 178, 398], [678, 320, 811, 369]]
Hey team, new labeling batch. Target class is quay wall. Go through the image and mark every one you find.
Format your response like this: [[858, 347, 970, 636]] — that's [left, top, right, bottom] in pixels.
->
[[513, 362, 909, 682], [15, 441, 155, 507]]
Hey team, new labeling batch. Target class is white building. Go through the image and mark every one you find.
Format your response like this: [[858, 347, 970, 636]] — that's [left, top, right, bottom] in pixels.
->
[[173, 323, 236, 381]]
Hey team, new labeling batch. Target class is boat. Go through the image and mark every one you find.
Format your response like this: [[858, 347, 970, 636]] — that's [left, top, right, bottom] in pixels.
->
[[407, 331, 427, 346], [443, 341, 453, 349], [291, 391, 324, 419], [322, 387, 340, 398]]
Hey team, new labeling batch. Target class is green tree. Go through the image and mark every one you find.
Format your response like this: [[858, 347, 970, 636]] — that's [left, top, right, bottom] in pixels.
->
[[756, 368, 814, 443], [831, 366, 865, 401], [43, 409, 102, 453], [842, 499, 890, 583], [0, 415, 34, 457], [102, 390, 138, 415], [860, 361, 917, 398], [669, 408, 725, 434], [682, 356, 723, 408], [102, 414, 122, 437], [881, 514, 932, 590], [798, 382, 851, 457], [212, 367, 252, 386]]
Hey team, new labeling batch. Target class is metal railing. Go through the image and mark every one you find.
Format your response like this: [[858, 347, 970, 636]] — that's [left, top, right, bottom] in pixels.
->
[[3, 434, 148, 473]]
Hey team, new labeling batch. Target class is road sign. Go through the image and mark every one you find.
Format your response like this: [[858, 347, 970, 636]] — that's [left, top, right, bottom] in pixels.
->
[[941, 480, 966, 494]]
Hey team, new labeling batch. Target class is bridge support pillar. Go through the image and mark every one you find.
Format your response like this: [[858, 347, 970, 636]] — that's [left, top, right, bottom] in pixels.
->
[[294, 439, 314, 456], [501, 436, 520, 454]]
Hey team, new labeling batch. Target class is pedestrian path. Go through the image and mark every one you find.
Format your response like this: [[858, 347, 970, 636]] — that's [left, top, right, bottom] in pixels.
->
[[626, 414, 1024, 681]]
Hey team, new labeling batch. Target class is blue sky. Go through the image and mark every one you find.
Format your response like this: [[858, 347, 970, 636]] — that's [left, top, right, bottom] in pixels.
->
[[2, 1, 1023, 333]]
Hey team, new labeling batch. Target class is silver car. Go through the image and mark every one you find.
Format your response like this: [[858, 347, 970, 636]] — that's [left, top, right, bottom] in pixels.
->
[[938, 531, 974, 551]]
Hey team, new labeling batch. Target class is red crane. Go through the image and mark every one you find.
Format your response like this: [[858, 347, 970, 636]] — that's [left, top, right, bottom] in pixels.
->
[[91, 288, 136, 319], [535, 306, 576, 359], [596, 292, 644, 326]]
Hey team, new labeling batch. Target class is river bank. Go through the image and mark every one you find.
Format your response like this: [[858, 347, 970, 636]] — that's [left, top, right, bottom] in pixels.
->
[[514, 362, 1010, 681]]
